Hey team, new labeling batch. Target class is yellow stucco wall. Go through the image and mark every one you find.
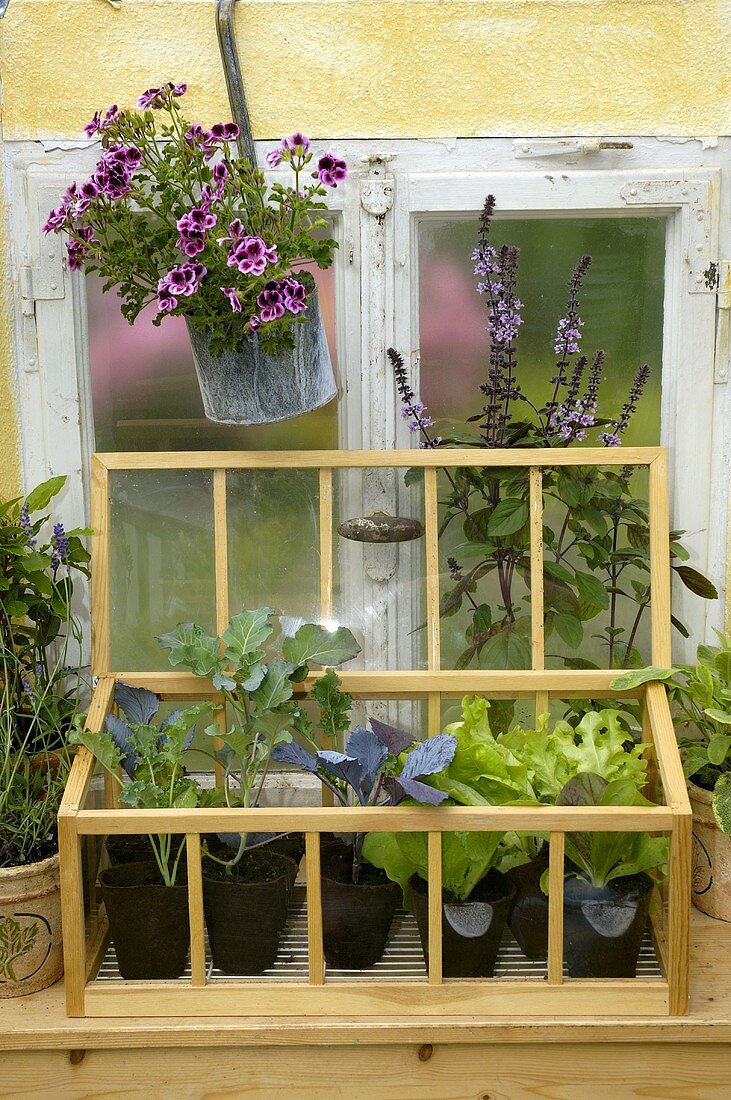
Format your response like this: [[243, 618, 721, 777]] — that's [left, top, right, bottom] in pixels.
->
[[0, 0, 730, 500]]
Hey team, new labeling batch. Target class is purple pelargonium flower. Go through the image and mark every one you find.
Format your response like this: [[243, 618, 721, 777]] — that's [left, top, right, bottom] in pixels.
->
[[209, 122, 240, 142], [256, 282, 286, 322], [176, 207, 217, 256], [94, 145, 140, 200], [66, 228, 94, 271], [221, 287, 243, 313], [217, 219, 244, 246], [316, 153, 347, 187], [282, 278, 308, 314], [162, 261, 206, 298], [266, 148, 283, 168], [156, 283, 178, 313], [185, 124, 210, 147], [248, 315, 262, 333], [283, 132, 310, 154], [84, 104, 120, 138], [228, 236, 277, 276], [137, 82, 187, 110]]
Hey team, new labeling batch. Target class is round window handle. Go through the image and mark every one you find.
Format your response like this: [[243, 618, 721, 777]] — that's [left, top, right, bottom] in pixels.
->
[[216, 0, 258, 166]]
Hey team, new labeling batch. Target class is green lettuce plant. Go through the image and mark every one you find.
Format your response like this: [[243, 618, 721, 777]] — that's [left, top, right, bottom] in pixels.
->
[[612, 633, 731, 834], [158, 609, 360, 873], [70, 682, 212, 886]]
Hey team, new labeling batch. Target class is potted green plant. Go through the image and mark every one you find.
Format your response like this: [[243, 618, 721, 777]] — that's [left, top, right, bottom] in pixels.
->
[[552, 773, 668, 978], [274, 671, 458, 969], [389, 194, 716, 679], [43, 83, 347, 425], [70, 683, 213, 979], [158, 609, 360, 974], [0, 476, 88, 997], [613, 637, 731, 920]]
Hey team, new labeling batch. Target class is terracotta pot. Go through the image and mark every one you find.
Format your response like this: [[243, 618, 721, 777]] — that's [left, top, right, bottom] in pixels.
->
[[0, 852, 63, 997], [186, 290, 336, 425], [689, 780, 731, 921]]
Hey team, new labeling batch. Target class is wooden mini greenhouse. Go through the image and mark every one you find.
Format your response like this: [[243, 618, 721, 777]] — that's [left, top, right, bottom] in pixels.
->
[[58, 447, 691, 1019]]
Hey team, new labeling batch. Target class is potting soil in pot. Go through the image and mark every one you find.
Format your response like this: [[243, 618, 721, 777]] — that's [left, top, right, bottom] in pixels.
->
[[320, 854, 400, 969], [563, 872, 653, 978], [99, 861, 190, 980], [410, 869, 516, 978], [105, 834, 156, 867], [202, 848, 295, 974]]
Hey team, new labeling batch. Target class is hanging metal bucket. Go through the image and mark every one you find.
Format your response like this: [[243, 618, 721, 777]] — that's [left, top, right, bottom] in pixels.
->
[[187, 291, 336, 425]]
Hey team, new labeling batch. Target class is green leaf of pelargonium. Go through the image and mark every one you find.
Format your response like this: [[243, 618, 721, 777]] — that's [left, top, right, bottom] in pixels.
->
[[610, 667, 677, 692], [25, 475, 67, 513], [222, 608, 276, 667], [282, 623, 361, 668]]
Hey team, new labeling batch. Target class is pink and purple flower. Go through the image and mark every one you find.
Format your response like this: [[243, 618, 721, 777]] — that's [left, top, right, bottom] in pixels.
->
[[227, 235, 277, 276], [316, 153, 347, 188], [221, 287, 243, 313]]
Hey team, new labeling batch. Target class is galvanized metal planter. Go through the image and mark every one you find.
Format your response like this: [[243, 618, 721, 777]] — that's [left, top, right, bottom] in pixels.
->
[[187, 292, 336, 426]]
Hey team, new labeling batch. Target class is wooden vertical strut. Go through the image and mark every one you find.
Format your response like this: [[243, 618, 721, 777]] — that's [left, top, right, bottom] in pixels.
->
[[186, 833, 206, 987], [529, 467, 549, 721], [305, 833, 324, 984], [547, 832, 565, 985], [90, 455, 111, 676], [213, 468, 230, 785], [427, 832, 443, 984], [424, 466, 441, 737], [318, 467, 335, 805]]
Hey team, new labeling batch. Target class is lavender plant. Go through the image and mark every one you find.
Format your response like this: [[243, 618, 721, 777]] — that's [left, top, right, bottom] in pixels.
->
[[43, 83, 346, 355], [390, 195, 716, 673]]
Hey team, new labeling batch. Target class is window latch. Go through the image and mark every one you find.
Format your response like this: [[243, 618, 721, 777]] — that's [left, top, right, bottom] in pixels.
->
[[513, 138, 634, 159]]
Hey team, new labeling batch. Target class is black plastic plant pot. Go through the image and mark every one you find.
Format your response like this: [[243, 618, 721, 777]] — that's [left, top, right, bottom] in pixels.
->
[[410, 869, 516, 978], [202, 849, 296, 975], [105, 834, 156, 867], [265, 833, 306, 870], [507, 848, 550, 960], [99, 861, 190, 980], [320, 859, 400, 969], [563, 872, 654, 978]]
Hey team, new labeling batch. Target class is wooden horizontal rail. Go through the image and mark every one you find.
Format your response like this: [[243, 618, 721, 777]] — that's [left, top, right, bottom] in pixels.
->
[[113, 669, 644, 699], [95, 447, 662, 471], [73, 804, 675, 834]]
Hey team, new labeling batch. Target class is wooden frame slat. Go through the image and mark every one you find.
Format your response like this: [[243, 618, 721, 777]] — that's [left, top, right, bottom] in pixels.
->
[[305, 833, 324, 985], [319, 467, 334, 624], [90, 455, 111, 675], [186, 833, 207, 987], [427, 832, 443, 985], [529, 466, 544, 671], [547, 832, 565, 985]]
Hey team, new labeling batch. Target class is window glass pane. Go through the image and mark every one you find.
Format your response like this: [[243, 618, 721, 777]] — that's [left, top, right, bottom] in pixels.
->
[[88, 265, 338, 452], [418, 216, 665, 447]]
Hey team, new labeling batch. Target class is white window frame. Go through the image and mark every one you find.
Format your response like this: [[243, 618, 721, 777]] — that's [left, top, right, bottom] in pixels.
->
[[6, 137, 730, 653]]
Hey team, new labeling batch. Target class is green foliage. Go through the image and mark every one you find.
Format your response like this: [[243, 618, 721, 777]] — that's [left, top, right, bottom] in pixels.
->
[[45, 89, 340, 357], [311, 668, 352, 747], [158, 609, 359, 871], [363, 829, 504, 903], [554, 773, 668, 888], [1, 476, 88, 867]]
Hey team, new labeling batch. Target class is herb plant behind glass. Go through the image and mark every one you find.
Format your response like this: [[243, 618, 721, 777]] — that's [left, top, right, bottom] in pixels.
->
[[389, 195, 716, 673]]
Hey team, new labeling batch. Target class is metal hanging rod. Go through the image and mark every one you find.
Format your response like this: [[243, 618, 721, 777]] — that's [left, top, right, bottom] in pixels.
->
[[216, 0, 257, 165]]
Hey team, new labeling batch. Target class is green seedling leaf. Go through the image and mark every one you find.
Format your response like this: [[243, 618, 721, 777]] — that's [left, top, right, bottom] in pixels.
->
[[223, 607, 276, 665], [282, 623, 361, 668], [250, 659, 295, 711]]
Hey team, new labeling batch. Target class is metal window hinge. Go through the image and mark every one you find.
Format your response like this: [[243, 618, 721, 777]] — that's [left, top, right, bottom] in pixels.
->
[[713, 260, 731, 384], [513, 138, 634, 159], [19, 251, 65, 374]]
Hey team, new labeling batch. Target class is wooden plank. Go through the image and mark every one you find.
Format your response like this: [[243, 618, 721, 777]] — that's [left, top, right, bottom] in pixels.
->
[[60, 676, 116, 813], [114, 668, 644, 698], [424, 466, 441, 674], [642, 692, 659, 803], [529, 466, 544, 671], [319, 467, 334, 622], [185, 833, 206, 988], [81, 980, 669, 1018], [74, 804, 676, 835], [4, 1041, 731, 1100], [96, 447, 661, 471], [646, 683, 690, 810], [547, 831, 565, 985], [213, 468, 229, 636], [427, 833, 442, 985], [648, 450, 672, 666], [668, 810, 692, 1015], [305, 833, 324, 985], [57, 814, 85, 1017], [90, 455, 111, 676]]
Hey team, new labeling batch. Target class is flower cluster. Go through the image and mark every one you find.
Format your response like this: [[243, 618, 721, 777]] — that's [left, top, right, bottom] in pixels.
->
[[42, 87, 345, 356], [548, 400, 596, 442], [18, 503, 36, 549], [599, 363, 651, 447], [50, 522, 70, 571], [388, 348, 442, 448], [157, 262, 206, 312]]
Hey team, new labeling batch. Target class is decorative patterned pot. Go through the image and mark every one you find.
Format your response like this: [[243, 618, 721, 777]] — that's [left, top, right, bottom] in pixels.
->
[[186, 291, 336, 425], [689, 780, 731, 921], [0, 852, 63, 997]]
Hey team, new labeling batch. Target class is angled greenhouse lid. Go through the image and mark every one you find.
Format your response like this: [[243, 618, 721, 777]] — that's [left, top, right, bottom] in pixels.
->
[[89, 446, 671, 692]]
